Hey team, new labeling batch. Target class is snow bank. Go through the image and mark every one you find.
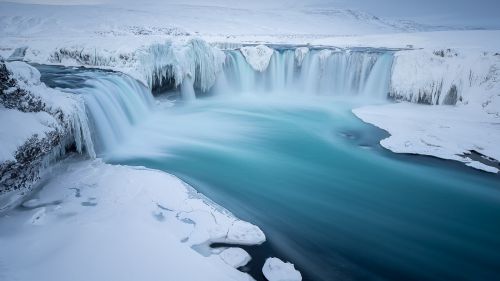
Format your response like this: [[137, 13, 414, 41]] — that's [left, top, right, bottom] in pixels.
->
[[240, 45, 274, 72], [0, 157, 264, 281], [0, 107, 56, 162], [390, 49, 500, 116], [3, 61, 95, 158], [262, 257, 302, 281], [353, 103, 500, 173], [0, 61, 95, 199]]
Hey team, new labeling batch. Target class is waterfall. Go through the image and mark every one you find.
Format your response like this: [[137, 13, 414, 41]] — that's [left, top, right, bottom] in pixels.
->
[[75, 74, 154, 154], [216, 48, 394, 98], [38, 67, 156, 156], [37, 47, 394, 156]]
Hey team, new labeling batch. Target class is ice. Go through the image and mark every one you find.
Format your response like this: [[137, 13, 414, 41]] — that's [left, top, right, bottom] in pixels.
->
[[140, 39, 225, 92], [223, 48, 393, 97], [225, 220, 266, 245], [294, 47, 309, 66], [390, 49, 500, 115], [466, 161, 499, 173], [262, 257, 302, 281], [219, 247, 252, 268], [240, 45, 274, 72]]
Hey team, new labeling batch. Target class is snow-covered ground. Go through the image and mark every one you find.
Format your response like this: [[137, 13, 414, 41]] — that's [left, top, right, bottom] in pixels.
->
[[0, 1, 439, 38], [0, 156, 265, 281], [353, 103, 500, 173]]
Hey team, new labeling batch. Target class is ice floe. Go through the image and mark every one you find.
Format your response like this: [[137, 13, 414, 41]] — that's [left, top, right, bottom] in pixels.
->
[[262, 257, 302, 281]]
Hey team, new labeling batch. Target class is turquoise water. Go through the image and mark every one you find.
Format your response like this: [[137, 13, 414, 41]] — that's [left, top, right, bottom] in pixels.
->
[[36, 64, 500, 281], [110, 96, 500, 281]]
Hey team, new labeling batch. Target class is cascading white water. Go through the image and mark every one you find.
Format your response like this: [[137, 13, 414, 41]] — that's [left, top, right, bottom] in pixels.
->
[[216, 49, 394, 99], [41, 46, 394, 156], [70, 73, 154, 155], [70, 47, 393, 156]]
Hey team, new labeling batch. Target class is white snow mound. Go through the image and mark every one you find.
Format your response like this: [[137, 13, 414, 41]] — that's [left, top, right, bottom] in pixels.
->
[[262, 257, 302, 281], [240, 45, 274, 72], [219, 247, 251, 268], [294, 47, 309, 66]]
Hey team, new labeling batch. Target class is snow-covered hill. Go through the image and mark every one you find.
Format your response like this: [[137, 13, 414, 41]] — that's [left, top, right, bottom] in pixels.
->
[[0, 2, 448, 38]]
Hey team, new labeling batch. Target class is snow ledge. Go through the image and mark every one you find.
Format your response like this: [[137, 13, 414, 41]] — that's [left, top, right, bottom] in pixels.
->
[[353, 102, 500, 174]]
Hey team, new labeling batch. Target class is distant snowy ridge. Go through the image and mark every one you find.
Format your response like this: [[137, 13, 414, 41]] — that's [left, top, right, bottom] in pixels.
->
[[302, 8, 450, 33], [0, 2, 454, 40]]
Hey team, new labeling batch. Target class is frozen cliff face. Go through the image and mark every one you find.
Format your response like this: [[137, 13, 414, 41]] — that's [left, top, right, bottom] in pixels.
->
[[140, 38, 225, 93], [29, 38, 226, 95], [0, 60, 94, 205], [390, 49, 500, 116]]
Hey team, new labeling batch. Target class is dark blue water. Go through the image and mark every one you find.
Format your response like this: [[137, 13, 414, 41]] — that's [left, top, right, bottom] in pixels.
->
[[110, 97, 500, 281]]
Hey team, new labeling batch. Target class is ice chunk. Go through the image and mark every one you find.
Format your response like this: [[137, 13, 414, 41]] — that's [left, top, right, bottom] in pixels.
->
[[226, 220, 266, 245], [240, 45, 274, 72], [294, 47, 309, 66], [262, 257, 302, 281], [219, 247, 251, 268], [465, 160, 499, 173]]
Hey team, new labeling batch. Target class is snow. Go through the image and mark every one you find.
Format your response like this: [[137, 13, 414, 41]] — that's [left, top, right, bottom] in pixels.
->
[[219, 247, 252, 268], [0, 156, 264, 281], [390, 49, 500, 113], [140, 39, 225, 91], [262, 257, 302, 281], [294, 47, 309, 66], [240, 45, 274, 72], [0, 106, 57, 162], [0, 1, 498, 280], [353, 103, 500, 173], [2, 61, 95, 158], [466, 161, 499, 174], [0, 2, 435, 39], [6, 60, 41, 84]]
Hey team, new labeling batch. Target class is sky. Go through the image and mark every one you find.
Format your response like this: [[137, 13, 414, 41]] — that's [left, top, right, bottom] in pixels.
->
[[3, 0, 500, 28]]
